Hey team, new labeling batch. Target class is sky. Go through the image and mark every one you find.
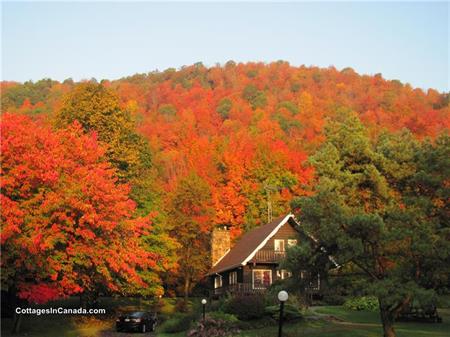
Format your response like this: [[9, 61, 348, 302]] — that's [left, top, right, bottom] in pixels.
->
[[2, 1, 449, 92]]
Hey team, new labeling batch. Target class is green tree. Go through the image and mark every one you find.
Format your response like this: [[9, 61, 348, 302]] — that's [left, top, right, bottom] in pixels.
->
[[216, 98, 232, 120], [56, 83, 176, 295], [242, 84, 267, 109], [56, 82, 161, 212], [167, 172, 214, 299], [56, 82, 150, 181], [1, 79, 56, 113], [289, 113, 449, 337]]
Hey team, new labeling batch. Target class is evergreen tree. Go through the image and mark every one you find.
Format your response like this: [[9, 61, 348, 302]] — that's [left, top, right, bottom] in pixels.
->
[[289, 113, 449, 337]]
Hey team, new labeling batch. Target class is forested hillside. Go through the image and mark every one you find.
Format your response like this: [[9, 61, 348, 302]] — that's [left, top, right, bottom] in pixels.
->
[[1, 61, 449, 297]]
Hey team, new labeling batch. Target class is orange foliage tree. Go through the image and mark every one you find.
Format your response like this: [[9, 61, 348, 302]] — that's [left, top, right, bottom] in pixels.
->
[[1, 114, 163, 305]]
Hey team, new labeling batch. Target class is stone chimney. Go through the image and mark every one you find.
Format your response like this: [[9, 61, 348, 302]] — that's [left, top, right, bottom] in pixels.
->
[[211, 226, 231, 266]]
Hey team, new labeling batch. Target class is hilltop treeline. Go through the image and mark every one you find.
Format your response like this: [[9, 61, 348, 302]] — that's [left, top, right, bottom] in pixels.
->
[[1, 61, 448, 299]]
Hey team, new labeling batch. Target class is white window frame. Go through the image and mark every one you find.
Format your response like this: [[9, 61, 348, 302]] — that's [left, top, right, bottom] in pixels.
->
[[229, 271, 237, 285], [274, 239, 285, 252], [252, 269, 272, 289], [287, 239, 298, 247], [277, 269, 292, 280], [214, 275, 222, 289], [300, 270, 306, 279]]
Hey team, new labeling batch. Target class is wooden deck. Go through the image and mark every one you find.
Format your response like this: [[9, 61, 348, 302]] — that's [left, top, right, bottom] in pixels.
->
[[251, 249, 286, 263], [211, 282, 267, 297]]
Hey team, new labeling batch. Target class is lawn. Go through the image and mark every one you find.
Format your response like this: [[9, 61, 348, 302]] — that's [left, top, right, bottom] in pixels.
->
[[1, 297, 449, 337], [238, 306, 450, 337]]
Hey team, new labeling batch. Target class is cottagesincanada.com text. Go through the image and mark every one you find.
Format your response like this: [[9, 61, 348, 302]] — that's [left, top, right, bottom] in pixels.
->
[[15, 307, 106, 315]]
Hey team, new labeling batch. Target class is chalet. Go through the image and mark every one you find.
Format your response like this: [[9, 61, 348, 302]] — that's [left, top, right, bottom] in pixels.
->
[[206, 213, 318, 296]]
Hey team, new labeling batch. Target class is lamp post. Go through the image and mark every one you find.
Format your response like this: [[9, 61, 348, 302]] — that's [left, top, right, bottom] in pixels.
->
[[201, 299, 207, 321], [277, 290, 288, 337]]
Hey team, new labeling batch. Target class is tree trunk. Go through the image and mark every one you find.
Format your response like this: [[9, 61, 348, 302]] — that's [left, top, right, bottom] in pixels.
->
[[379, 299, 396, 337], [12, 314, 22, 335], [9, 285, 23, 334], [80, 290, 98, 309], [183, 277, 190, 300]]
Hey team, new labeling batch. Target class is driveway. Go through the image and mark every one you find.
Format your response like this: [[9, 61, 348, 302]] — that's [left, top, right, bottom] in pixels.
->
[[97, 330, 156, 337]]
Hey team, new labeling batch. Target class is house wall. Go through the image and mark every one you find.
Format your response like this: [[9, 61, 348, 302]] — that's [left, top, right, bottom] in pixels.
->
[[210, 267, 244, 288], [243, 263, 278, 284], [209, 218, 303, 289], [243, 219, 300, 285], [260, 219, 299, 251]]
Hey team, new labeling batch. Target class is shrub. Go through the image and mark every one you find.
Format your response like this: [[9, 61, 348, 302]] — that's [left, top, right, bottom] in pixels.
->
[[266, 284, 307, 310], [224, 294, 265, 320], [187, 317, 240, 337], [209, 293, 232, 312], [175, 298, 190, 313], [264, 304, 303, 321], [160, 313, 194, 333], [343, 296, 378, 311], [322, 294, 346, 305], [207, 311, 239, 323], [236, 317, 277, 330]]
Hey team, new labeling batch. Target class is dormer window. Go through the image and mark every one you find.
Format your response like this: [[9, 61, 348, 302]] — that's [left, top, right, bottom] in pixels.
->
[[288, 239, 297, 247], [274, 239, 285, 252], [229, 271, 237, 285], [214, 275, 222, 289]]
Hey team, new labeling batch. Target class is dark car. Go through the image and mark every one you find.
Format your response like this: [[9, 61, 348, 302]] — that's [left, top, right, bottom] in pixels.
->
[[116, 311, 157, 333]]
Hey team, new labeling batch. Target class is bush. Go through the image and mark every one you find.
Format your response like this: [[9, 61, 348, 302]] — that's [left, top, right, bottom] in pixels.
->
[[236, 316, 277, 330], [187, 317, 240, 337], [160, 313, 194, 333], [175, 298, 190, 313], [343, 296, 378, 311], [322, 294, 346, 305], [264, 304, 303, 321], [207, 311, 239, 323], [209, 293, 232, 312], [224, 294, 265, 320], [266, 284, 307, 309]]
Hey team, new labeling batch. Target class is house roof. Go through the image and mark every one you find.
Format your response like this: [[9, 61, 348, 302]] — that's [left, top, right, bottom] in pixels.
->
[[207, 214, 295, 275]]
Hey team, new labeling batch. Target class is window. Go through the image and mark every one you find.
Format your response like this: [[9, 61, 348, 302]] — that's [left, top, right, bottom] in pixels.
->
[[299, 271, 320, 290], [229, 271, 237, 285], [214, 275, 222, 289], [252, 270, 272, 289], [274, 239, 285, 252], [277, 269, 292, 280], [287, 239, 297, 247]]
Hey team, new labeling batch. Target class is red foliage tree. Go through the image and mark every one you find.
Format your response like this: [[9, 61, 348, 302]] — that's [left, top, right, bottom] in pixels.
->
[[1, 114, 160, 304]]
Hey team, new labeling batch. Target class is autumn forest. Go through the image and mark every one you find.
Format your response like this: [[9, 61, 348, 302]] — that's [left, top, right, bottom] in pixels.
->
[[1, 61, 449, 320]]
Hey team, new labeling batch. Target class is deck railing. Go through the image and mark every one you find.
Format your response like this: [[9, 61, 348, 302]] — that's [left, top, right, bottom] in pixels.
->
[[211, 283, 266, 296], [252, 249, 286, 263]]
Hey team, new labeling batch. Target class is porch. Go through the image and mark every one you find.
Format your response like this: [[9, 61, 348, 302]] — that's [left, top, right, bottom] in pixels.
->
[[210, 282, 268, 297], [250, 249, 286, 263]]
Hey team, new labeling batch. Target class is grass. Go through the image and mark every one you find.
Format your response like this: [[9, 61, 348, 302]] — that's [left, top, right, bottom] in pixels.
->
[[2, 297, 449, 337], [238, 306, 450, 337], [157, 332, 186, 337]]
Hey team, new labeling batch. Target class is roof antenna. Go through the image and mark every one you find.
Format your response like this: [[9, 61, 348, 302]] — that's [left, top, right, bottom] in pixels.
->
[[264, 183, 278, 223]]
